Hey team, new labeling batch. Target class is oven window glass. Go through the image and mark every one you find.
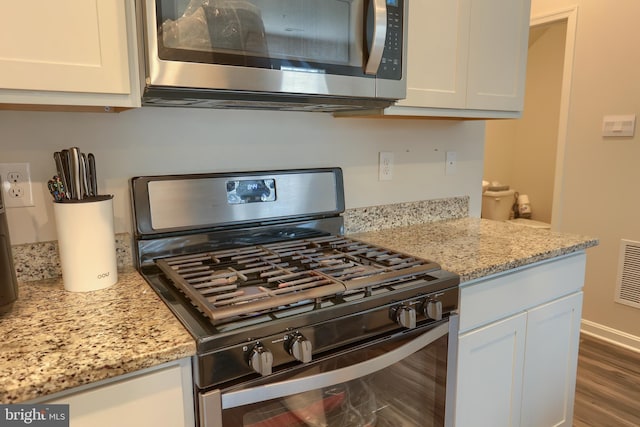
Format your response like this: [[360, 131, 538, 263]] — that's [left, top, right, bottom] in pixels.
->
[[156, 0, 366, 75], [221, 333, 449, 426]]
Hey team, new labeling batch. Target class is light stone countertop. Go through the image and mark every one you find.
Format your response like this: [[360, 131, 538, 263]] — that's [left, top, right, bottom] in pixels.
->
[[0, 214, 598, 405], [0, 268, 196, 404], [350, 217, 598, 283]]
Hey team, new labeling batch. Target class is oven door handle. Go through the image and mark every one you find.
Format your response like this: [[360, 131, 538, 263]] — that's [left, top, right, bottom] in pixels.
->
[[221, 321, 450, 409]]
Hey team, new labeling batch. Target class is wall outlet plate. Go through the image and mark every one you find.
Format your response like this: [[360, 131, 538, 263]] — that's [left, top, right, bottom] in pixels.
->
[[379, 152, 394, 181], [0, 163, 34, 208]]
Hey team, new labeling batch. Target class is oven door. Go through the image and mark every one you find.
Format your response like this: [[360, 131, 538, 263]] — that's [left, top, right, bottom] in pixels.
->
[[199, 315, 458, 427], [141, 0, 405, 98]]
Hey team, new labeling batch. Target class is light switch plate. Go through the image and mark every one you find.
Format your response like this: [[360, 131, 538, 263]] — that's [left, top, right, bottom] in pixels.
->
[[602, 114, 636, 137], [445, 151, 457, 175]]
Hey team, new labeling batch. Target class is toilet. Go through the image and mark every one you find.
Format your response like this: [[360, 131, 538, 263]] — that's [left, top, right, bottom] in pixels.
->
[[481, 188, 551, 229]]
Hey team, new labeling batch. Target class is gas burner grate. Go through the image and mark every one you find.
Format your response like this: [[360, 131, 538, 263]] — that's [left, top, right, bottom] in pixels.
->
[[156, 236, 441, 323]]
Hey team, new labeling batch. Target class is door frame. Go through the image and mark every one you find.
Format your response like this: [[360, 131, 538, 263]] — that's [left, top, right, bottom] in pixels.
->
[[529, 7, 578, 230]]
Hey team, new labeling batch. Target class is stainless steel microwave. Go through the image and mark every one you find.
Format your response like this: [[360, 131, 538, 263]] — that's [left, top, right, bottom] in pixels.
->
[[137, 0, 407, 111]]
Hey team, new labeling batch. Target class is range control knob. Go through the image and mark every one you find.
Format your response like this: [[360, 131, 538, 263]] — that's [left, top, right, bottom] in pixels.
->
[[424, 299, 443, 321], [286, 332, 313, 363], [393, 305, 417, 329], [246, 343, 273, 376]]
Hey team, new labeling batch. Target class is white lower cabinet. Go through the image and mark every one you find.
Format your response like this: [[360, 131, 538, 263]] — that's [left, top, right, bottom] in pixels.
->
[[521, 292, 582, 427], [455, 253, 586, 427], [45, 358, 195, 427], [457, 312, 527, 426]]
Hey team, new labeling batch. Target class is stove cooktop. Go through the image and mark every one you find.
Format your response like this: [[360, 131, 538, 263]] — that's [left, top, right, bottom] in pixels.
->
[[156, 235, 443, 324]]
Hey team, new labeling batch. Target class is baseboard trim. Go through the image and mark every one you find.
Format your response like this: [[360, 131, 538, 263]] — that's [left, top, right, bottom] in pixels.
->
[[581, 319, 640, 353]]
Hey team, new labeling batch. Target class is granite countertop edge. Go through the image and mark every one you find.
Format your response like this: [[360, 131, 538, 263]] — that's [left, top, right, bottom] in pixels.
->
[[1, 216, 598, 404], [348, 217, 599, 284], [0, 268, 196, 404]]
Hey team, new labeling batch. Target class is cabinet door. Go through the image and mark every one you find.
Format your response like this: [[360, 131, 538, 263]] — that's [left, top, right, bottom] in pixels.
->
[[456, 312, 527, 427], [520, 292, 583, 427], [395, 0, 470, 109], [466, 0, 531, 111], [0, 0, 129, 94], [47, 360, 194, 427]]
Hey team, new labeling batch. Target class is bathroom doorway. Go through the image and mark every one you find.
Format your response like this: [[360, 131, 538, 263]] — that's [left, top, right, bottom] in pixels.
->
[[484, 8, 577, 229]]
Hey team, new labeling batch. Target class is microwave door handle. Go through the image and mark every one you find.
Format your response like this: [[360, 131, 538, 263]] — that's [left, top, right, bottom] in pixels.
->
[[365, 0, 388, 75]]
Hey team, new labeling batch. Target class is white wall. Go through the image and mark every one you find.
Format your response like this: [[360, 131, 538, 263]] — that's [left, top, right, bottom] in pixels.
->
[[532, 0, 640, 341], [484, 119, 517, 187], [0, 108, 485, 244]]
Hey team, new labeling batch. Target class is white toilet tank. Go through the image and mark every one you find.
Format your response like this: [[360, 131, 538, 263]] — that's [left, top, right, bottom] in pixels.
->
[[481, 189, 515, 220]]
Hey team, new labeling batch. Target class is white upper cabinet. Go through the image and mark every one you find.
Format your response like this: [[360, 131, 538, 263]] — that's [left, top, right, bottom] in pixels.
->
[[0, 0, 140, 110], [466, 0, 531, 112], [395, 0, 471, 110], [387, 0, 531, 118]]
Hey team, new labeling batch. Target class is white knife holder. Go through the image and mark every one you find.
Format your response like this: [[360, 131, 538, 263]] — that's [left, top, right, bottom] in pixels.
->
[[53, 196, 117, 292]]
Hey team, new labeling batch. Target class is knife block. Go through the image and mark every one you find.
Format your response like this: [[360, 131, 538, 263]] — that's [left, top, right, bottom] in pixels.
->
[[53, 196, 117, 292]]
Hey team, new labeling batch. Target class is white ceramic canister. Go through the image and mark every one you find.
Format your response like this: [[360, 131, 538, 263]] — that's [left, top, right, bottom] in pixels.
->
[[53, 195, 117, 292]]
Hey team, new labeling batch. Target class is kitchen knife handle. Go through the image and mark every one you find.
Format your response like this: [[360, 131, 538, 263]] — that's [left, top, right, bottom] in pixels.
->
[[80, 153, 89, 199], [61, 149, 75, 200], [69, 147, 82, 200], [88, 153, 98, 197], [53, 152, 70, 200]]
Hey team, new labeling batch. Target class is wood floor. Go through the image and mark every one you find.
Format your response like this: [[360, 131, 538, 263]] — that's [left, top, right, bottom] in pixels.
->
[[573, 334, 640, 427]]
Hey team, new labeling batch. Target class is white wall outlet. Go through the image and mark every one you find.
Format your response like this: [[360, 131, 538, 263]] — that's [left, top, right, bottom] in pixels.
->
[[0, 163, 34, 208], [445, 151, 457, 175], [379, 151, 394, 181]]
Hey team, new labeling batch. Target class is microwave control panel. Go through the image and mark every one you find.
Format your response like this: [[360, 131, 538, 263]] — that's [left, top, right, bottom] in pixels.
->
[[378, 0, 404, 80]]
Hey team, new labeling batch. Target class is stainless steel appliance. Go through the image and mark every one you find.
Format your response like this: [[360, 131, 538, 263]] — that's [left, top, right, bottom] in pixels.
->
[[0, 189, 19, 313], [137, 0, 407, 111], [132, 168, 459, 427]]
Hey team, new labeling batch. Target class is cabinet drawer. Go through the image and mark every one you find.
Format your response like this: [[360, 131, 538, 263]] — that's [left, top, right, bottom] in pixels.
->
[[459, 252, 586, 333]]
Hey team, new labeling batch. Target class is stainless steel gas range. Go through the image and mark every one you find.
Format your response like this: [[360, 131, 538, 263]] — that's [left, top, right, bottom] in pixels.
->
[[132, 168, 460, 427]]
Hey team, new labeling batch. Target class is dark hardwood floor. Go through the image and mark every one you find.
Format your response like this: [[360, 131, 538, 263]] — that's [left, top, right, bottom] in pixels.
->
[[573, 334, 640, 427]]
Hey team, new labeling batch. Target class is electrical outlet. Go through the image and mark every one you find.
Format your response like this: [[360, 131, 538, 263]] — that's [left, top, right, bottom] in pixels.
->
[[379, 152, 394, 181], [8, 171, 22, 182], [9, 187, 24, 198], [0, 163, 34, 208]]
